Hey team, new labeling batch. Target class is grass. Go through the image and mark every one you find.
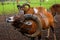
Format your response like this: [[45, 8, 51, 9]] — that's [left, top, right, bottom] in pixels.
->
[[0, 0, 60, 15]]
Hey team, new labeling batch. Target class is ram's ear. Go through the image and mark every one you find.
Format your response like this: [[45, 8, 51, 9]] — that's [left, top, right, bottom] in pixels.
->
[[17, 4, 21, 9]]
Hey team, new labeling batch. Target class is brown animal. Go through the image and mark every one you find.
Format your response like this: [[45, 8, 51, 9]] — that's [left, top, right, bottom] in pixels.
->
[[50, 4, 60, 16], [6, 3, 56, 40]]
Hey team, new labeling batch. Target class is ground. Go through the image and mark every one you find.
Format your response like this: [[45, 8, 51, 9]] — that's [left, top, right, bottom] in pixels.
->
[[0, 14, 60, 40]]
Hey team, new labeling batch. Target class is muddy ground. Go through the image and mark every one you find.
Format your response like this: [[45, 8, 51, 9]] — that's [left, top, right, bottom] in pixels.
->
[[0, 14, 60, 40]]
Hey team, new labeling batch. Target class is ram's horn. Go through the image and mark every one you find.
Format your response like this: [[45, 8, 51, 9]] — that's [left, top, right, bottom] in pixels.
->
[[22, 3, 30, 8], [24, 14, 42, 37]]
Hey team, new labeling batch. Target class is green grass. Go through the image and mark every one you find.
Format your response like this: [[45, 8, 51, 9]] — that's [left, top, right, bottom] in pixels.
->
[[0, 0, 60, 15]]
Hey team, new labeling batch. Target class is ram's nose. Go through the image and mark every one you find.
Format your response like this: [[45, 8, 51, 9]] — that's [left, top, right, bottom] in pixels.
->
[[6, 18, 11, 23], [6, 16, 14, 23]]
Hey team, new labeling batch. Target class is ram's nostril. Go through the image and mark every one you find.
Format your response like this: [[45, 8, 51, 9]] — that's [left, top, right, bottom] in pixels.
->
[[8, 18, 11, 20]]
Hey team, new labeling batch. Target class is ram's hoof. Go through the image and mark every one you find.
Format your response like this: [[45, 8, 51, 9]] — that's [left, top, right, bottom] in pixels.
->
[[45, 36, 49, 40]]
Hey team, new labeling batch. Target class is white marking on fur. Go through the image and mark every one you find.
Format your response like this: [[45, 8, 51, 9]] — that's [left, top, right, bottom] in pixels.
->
[[19, 10, 24, 14], [24, 21, 32, 25], [33, 8, 38, 14], [45, 9, 47, 11], [40, 13, 49, 26], [8, 16, 14, 22]]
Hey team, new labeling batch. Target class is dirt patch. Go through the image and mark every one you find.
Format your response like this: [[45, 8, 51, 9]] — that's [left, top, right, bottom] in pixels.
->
[[0, 14, 60, 40]]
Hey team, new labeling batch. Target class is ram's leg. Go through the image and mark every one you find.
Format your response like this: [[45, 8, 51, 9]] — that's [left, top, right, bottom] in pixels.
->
[[38, 33, 42, 40], [50, 26, 56, 40], [51, 22, 56, 40], [54, 16, 58, 23], [31, 37, 35, 40], [38, 35, 41, 40], [45, 28, 50, 40]]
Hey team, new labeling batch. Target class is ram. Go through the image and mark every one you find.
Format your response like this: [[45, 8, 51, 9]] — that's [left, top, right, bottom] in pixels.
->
[[6, 3, 56, 40]]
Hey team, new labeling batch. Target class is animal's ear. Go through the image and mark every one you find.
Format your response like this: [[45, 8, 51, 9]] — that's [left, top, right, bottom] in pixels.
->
[[17, 4, 21, 8]]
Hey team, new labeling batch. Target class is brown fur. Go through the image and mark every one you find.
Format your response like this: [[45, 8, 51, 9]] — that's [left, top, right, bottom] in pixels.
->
[[50, 4, 60, 16], [24, 7, 54, 29], [11, 5, 56, 40]]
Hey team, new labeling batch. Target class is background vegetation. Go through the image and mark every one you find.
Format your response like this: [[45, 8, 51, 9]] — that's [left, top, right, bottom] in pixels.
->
[[0, 0, 60, 15]]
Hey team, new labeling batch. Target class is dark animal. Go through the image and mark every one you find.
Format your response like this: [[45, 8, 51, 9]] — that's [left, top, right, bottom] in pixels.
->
[[6, 3, 56, 40], [50, 4, 60, 16]]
